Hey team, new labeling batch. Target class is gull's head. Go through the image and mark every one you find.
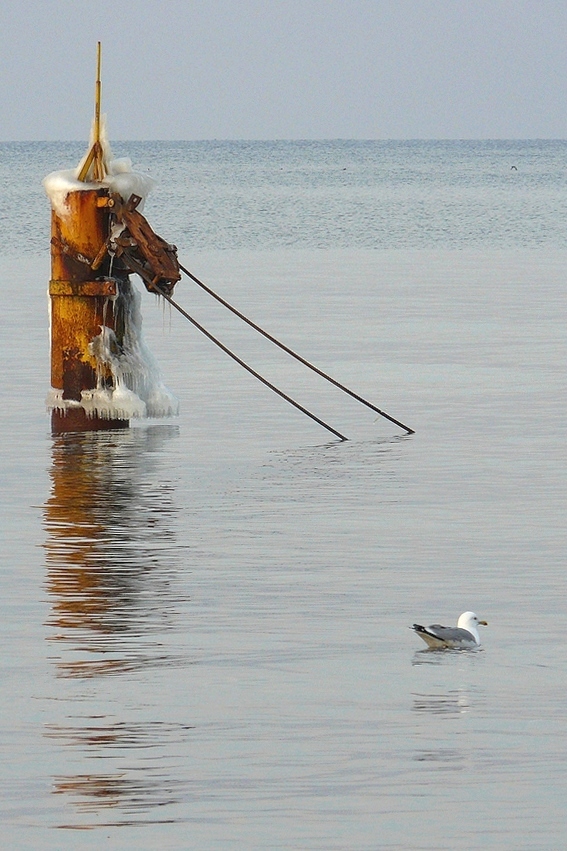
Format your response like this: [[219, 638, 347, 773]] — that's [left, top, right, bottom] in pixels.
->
[[458, 611, 488, 629]]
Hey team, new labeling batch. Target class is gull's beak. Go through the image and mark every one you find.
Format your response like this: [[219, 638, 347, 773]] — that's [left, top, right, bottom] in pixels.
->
[[479, 620, 488, 626]]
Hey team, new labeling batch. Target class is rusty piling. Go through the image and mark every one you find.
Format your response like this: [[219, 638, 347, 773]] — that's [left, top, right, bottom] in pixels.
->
[[48, 43, 128, 433], [48, 190, 128, 433]]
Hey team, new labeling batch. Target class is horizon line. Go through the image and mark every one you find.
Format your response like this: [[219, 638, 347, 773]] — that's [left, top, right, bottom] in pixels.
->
[[3, 137, 567, 144]]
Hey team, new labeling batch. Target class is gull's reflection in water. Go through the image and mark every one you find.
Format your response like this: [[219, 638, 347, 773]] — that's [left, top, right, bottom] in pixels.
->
[[43, 425, 193, 826], [411, 685, 486, 773], [412, 690, 473, 716], [411, 691, 470, 771]]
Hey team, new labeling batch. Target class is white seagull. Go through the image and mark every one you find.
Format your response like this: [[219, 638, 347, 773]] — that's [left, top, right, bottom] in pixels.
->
[[411, 611, 488, 649]]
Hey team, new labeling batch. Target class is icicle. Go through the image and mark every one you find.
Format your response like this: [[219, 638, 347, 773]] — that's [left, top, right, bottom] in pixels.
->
[[47, 280, 178, 421]]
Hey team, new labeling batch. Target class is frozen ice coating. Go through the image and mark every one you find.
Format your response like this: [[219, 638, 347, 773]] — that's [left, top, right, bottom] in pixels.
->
[[105, 164, 155, 211], [42, 163, 155, 219], [47, 282, 179, 421], [46, 294, 178, 420], [90, 284, 179, 419], [42, 120, 155, 218]]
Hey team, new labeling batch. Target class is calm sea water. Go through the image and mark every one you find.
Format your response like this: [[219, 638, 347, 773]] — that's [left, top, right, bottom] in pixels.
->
[[1, 141, 566, 849]]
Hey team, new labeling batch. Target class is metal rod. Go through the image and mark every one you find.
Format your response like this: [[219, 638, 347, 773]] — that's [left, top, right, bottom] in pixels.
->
[[78, 42, 105, 183], [94, 41, 101, 147], [153, 287, 348, 442], [93, 41, 104, 181], [179, 263, 414, 435]]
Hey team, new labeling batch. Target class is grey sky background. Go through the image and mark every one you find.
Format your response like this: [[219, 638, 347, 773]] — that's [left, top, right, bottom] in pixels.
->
[[2, 0, 567, 140]]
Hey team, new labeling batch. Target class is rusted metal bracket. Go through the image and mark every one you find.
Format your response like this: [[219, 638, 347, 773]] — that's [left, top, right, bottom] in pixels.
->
[[62, 191, 181, 296], [106, 193, 181, 295]]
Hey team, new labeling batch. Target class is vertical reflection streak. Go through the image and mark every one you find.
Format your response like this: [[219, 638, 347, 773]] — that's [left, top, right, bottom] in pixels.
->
[[43, 426, 194, 826]]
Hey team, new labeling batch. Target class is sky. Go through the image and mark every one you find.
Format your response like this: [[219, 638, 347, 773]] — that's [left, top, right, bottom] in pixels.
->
[[1, 0, 567, 140]]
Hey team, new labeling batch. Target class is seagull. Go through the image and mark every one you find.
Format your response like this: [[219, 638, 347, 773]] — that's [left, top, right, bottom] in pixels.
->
[[411, 611, 488, 649]]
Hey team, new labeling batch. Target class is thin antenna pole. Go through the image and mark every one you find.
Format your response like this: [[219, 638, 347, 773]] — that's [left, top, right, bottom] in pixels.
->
[[77, 42, 106, 182], [92, 42, 104, 181]]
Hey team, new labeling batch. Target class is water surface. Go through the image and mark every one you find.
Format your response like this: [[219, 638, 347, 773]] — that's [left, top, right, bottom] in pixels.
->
[[1, 141, 566, 848]]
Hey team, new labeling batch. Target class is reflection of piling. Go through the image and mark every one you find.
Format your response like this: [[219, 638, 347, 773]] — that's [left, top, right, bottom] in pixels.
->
[[49, 188, 128, 433]]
